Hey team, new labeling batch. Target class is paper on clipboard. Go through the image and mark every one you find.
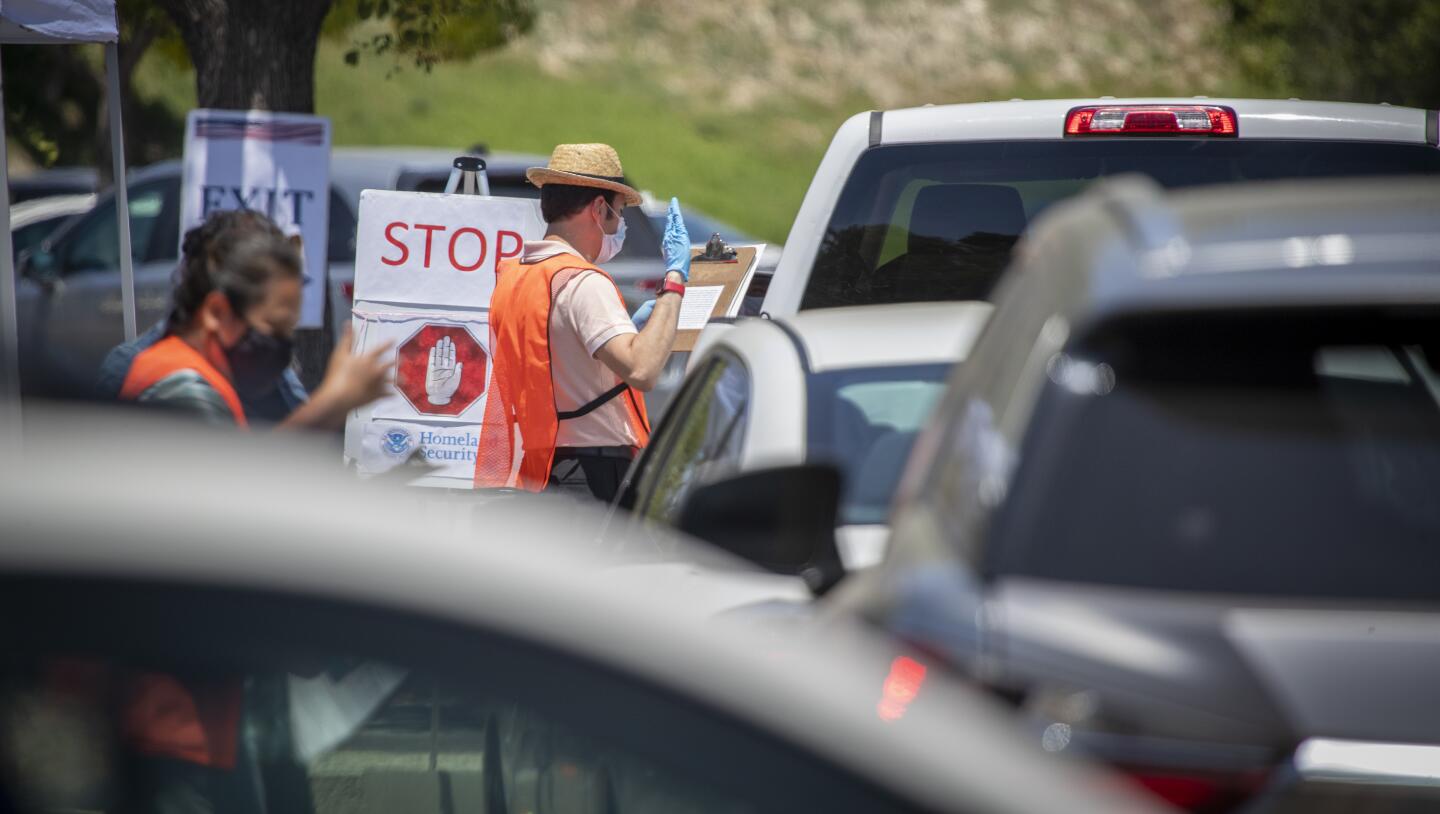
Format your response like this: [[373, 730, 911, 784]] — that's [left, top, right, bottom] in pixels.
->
[[677, 286, 724, 330]]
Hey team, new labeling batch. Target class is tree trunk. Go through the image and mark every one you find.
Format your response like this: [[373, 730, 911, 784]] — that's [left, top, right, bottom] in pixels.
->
[[156, 0, 337, 391], [156, 0, 334, 113]]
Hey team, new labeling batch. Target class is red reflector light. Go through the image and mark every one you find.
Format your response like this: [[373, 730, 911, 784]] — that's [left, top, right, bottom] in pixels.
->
[[1125, 769, 1267, 812], [877, 656, 927, 722], [341, 281, 355, 301], [1065, 105, 1237, 137]]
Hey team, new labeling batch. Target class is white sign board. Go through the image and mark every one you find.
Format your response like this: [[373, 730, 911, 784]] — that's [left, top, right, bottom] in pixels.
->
[[344, 189, 546, 488], [180, 109, 332, 328]]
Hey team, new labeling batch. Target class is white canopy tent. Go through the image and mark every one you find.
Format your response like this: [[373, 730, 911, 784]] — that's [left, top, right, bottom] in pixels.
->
[[0, 0, 136, 417]]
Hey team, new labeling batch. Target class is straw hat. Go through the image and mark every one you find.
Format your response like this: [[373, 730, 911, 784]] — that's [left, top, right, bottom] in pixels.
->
[[526, 143, 643, 207]]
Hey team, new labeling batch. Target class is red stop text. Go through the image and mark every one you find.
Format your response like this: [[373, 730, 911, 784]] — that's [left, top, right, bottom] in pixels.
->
[[382, 222, 525, 274]]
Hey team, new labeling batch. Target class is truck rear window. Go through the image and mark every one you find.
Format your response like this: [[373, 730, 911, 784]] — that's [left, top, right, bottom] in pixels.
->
[[990, 309, 1440, 601], [802, 140, 1440, 310]]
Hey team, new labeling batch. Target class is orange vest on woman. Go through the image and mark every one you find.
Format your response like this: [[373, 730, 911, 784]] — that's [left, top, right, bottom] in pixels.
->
[[113, 333, 247, 767], [475, 254, 650, 490], [119, 335, 249, 429]]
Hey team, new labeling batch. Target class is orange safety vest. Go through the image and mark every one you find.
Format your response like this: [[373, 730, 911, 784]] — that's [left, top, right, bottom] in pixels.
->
[[119, 335, 249, 429], [45, 660, 244, 770], [112, 334, 247, 768], [122, 674, 245, 769], [475, 253, 650, 490]]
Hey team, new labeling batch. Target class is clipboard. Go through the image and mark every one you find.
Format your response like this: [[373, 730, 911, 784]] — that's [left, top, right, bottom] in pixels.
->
[[672, 244, 764, 352]]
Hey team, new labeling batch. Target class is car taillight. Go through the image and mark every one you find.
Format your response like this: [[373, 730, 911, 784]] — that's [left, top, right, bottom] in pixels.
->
[[1064, 105, 1237, 137], [877, 656, 927, 722], [1124, 768, 1268, 812], [341, 282, 355, 301]]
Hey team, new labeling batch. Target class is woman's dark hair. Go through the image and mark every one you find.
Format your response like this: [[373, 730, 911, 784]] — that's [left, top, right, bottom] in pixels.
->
[[167, 210, 302, 331], [540, 183, 617, 223]]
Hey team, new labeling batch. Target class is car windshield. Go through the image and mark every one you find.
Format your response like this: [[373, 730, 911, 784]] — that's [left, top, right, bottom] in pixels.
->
[[803, 139, 1440, 310], [807, 364, 950, 526], [990, 310, 1440, 601]]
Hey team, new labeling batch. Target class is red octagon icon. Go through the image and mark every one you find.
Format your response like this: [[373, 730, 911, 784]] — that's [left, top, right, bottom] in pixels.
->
[[394, 323, 488, 416]]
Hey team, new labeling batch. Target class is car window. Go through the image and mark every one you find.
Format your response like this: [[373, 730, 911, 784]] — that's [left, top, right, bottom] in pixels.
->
[[0, 580, 911, 814], [634, 353, 752, 525], [327, 187, 357, 263], [12, 216, 72, 262], [62, 180, 173, 274], [802, 140, 1440, 310], [987, 309, 1440, 601], [807, 364, 950, 526], [141, 178, 183, 264]]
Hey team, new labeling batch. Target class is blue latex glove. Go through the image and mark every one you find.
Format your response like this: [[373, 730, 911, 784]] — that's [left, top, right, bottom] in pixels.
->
[[632, 299, 656, 330], [662, 197, 691, 281]]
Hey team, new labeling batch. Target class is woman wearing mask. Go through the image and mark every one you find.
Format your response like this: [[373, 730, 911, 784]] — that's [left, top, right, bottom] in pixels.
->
[[120, 216, 391, 428], [97, 209, 309, 422]]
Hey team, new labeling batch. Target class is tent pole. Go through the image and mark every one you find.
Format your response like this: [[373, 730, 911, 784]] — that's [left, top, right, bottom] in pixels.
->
[[0, 43, 22, 428], [106, 41, 136, 341]]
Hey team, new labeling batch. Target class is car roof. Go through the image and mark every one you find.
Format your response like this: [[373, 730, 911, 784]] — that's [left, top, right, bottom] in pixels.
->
[[777, 301, 993, 372], [1014, 175, 1440, 331], [329, 145, 546, 200], [879, 97, 1433, 144], [96, 148, 550, 219], [11, 165, 99, 186], [9, 166, 100, 200], [0, 404, 1153, 814], [126, 158, 181, 185]]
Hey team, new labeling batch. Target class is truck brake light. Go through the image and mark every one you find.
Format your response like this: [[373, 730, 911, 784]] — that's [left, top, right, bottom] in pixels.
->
[[1065, 105, 1238, 137]]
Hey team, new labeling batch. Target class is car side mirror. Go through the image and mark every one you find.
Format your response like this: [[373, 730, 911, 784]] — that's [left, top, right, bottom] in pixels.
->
[[19, 247, 61, 293], [676, 464, 846, 596]]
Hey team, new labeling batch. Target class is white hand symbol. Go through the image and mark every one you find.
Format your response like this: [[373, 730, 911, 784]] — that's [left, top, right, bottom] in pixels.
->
[[425, 336, 463, 406]]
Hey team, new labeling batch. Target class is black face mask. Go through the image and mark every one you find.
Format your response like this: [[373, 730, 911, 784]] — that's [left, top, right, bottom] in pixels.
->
[[223, 328, 294, 399]]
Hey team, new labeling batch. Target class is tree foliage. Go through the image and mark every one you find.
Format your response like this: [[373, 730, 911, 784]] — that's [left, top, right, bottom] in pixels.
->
[[325, 0, 536, 74], [1220, 0, 1440, 107], [6, 0, 535, 170], [3, 0, 188, 171]]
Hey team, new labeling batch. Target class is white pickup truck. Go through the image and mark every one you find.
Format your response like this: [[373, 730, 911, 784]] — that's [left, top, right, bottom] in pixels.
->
[[668, 97, 1440, 604], [755, 97, 1440, 318]]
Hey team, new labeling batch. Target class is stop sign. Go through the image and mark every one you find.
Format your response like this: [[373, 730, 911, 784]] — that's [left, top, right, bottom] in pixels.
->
[[394, 323, 488, 416]]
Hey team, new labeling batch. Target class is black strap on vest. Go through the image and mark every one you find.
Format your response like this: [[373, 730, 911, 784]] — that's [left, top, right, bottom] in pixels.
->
[[557, 382, 628, 421]]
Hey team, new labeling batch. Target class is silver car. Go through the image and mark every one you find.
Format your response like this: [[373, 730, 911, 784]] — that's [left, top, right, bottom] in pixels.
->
[[829, 176, 1440, 813], [0, 406, 1159, 814], [619, 301, 991, 592]]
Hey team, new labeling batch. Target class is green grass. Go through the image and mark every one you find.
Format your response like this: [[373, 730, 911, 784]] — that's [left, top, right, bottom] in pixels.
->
[[135, 41, 837, 243], [320, 51, 845, 243], [130, 0, 1249, 244]]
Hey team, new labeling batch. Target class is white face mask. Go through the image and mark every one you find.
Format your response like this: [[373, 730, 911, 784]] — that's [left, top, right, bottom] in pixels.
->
[[595, 199, 627, 264]]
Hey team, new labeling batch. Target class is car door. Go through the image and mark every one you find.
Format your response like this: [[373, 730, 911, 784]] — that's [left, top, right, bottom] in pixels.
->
[[17, 176, 180, 387], [0, 575, 925, 814], [624, 350, 753, 526]]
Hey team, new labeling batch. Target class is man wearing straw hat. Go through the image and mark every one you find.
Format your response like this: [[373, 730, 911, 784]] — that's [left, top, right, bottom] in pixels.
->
[[474, 143, 691, 501]]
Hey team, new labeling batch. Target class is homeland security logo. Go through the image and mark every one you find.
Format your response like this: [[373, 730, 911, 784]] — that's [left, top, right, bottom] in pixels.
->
[[380, 427, 414, 458]]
